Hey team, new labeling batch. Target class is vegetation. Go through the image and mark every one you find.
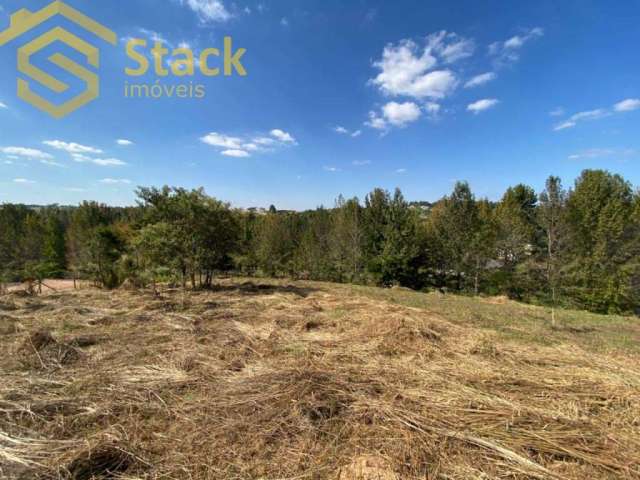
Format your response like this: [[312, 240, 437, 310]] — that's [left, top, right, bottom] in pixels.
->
[[1, 278, 639, 479], [1, 169, 639, 314]]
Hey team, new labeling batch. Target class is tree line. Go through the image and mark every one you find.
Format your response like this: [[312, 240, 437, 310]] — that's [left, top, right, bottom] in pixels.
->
[[1, 169, 638, 314]]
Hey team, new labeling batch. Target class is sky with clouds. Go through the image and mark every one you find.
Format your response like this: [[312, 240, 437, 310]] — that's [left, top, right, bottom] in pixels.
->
[[0, 0, 639, 209]]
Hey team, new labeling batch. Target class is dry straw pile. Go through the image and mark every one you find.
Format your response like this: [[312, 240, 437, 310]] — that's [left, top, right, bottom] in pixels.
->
[[1, 279, 639, 479]]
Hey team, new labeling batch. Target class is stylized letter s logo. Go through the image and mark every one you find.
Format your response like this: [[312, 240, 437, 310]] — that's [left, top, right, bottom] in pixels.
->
[[0, 1, 116, 119]]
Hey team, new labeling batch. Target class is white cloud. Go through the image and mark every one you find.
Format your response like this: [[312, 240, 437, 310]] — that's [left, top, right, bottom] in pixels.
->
[[489, 27, 543, 65], [467, 98, 499, 114], [13, 178, 36, 184], [221, 149, 250, 158], [177, 0, 231, 23], [554, 100, 640, 131], [280, 17, 289, 26], [370, 38, 458, 99], [549, 107, 565, 117], [554, 121, 575, 131], [571, 109, 608, 121], [92, 158, 126, 166], [253, 137, 276, 146], [614, 98, 640, 112], [43, 140, 103, 154], [464, 72, 496, 89], [1, 147, 52, 159], [408, 70, 457, 99], [553, 108, 609, 131], [116, 139, 134, 146], [40, 159, 65, 167], [200, 132, 243, 149], [333, 126, 362, 137], [201, 130, 297, 157], [71, 154, 126, 166], [396, 168, 407, 174], [568, 148, 636, 160], [323, 166, 341, 172], [270, 129, 296, 143], [366, 111, 388, 131], [100, 178, 131, 184], [426, 31, 475, 64], [382, 101, 422, 126], [424, 102, 441, 118], [0, 102, 7, 109], [125, 28, 175, 52]]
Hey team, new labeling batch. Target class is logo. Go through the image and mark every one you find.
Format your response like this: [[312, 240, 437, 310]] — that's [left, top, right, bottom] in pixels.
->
[[0, 1, 116, 118]]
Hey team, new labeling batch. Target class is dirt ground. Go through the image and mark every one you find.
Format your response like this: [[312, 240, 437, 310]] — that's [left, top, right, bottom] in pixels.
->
[[1, 278, 639, 479], [4, 280, 82, 294]]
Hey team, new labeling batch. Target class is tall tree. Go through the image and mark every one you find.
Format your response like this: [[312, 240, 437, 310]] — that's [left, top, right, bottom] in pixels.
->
[[495, 184, 538, 298], [538, 176, 566, 324], [565, 170, 636, 312], [425, 183, 485, 292], [471, 199, 498, 295], [331, 196, 364, 282], [42, 213, 67, 277]]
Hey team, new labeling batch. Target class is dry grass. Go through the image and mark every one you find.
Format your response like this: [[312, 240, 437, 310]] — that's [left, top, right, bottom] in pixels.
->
[[1, 278, 639, 479]]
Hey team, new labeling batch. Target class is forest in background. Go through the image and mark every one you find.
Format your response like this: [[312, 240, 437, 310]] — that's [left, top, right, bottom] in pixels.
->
[[1, 168, 639, 315]]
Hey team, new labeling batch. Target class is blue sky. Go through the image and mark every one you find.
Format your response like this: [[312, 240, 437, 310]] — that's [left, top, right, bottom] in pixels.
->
[[0, 0, 639, 209]]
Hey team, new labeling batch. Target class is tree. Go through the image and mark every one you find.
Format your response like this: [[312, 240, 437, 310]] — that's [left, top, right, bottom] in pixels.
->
[[443, 182, 479, 290], [136, 186, 240, 288], [0, 204, 30, 283], [254, 210, 298, 277], [363, 188, 421, 287], [495, 184, 539, 298], [471, 199, 498, 295], [331, 196, 364, 282], [134, 222, 182, 293], [565, 170, 636, 312], [294, 208, 334, 280], [66, 201, 116, 286], [42, 213, 67, 277], [425, 183, 490, 293], [538, 176, 566, 325], [87, 226, 126, 288]]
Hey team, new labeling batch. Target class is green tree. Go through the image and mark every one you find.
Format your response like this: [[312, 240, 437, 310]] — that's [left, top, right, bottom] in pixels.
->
[[136, 186, 239, 288], [495, 184, 538, 298], [87, 226, 126, 289], [565, 170, 636, 312], [254, 211, 298, 277], [331, 196, 364, 282], [66, 201, 116, 285], [42, 213, 67, 277], [425, 183, 489, 292], [538, 176, 567, 324], [134, 222, 182, 293], [0, 204, 30, 282], [471, 199, 498, 294], [364, 188, 421, 287]]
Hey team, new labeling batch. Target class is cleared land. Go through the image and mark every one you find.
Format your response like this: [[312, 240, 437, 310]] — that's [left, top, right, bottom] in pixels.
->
[[1, 278, 639, 479]]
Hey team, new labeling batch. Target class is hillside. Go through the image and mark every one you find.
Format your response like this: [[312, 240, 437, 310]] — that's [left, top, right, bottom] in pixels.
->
[[1, 279, 639, 479]]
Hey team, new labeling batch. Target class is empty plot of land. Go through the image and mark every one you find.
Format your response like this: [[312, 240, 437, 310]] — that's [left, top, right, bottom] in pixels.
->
[[1, 279, 639, 479]]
